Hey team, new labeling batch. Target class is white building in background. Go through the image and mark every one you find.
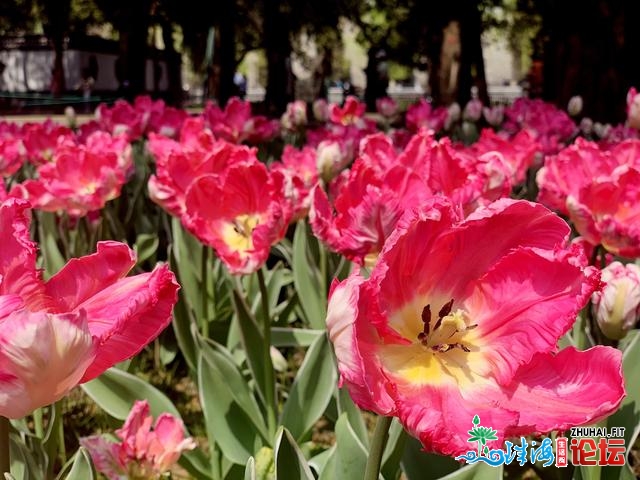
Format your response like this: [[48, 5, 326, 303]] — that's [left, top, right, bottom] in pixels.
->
[[0, 35, 168, 94]]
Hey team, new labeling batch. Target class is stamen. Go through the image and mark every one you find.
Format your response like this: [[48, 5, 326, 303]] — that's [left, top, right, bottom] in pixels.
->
[[438, 299, 454, 318], [421, 305, 431, 334]]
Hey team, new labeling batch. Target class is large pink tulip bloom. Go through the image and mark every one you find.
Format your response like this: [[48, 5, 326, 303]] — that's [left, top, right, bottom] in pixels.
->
[[0, 199, 179, 418], [327, 198, 624, 457]]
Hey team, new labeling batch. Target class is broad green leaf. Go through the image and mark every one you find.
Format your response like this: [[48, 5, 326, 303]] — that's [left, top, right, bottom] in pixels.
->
[[63, 448, 96, 480], [309, 446, 335, 477], [601, 332, 640, 480], [317, 446, 337, 480], [171, 217, 204, 317], [332, 413, 368, 479], [271, 328, 325, 347], [197, 338, 269, 439], [381, 419, 407, 480], [231, 286, 271, 412], [336, 388, 369, 447], [169, 251, 199, 372], [133, 232, 159, 265], [37, 212, 66, 278], [292, 221, 326, 329], [81, 367, 181, 421], [438, 462, 503, 480], [197, 341, 267, 465], [280, 334, 337, 441], [179, 448, 214, 480], [244, 457, 256, 480], [10, 433, 44, 480], [274, 427, 315, 480], [401, 437, 460, 480]]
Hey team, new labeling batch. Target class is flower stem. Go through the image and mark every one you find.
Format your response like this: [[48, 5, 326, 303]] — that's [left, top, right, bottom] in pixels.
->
[[256, 268, 277, 438], [0, 416, 9, 475], [364, 415, 392, 480], [201, 245, 209, 338]]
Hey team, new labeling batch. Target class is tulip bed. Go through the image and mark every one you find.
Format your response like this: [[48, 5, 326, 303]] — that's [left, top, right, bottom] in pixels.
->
[[0, 92, 639, 479]]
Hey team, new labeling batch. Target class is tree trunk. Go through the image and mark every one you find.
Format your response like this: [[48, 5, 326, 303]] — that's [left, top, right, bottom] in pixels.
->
[[114, 1, 151, 100], [217, 0, 236, 106], [42, 0, 71, 96], [161, 19, 183, 106], [456, 0, 488, 107], [264, 0, 292, 116]]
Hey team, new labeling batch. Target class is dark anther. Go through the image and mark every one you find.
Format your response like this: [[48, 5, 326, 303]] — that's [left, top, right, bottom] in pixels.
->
[[438, 299, 454, 318], [433, 299, 454, 332]]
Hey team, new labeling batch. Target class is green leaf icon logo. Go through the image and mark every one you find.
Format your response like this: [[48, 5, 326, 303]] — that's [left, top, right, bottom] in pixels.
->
[[473, 415, 480, 426]]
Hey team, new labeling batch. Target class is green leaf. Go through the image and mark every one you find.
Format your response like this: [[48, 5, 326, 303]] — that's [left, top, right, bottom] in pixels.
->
[[63, 447, 96, 480], [381, 419, 407, 480], [601, 332, 640, 480], [332, 413, 368, 479], [197, 339, 268, 465], [171, 217, 204, 317], [401, 436, 460, 480], [292, 221, 327, 329], [37, 211, 66, 279], [10, 432, 44, 480], [198, 337, 269, 439], [274, 427, 315, 480], [271, 328, 325, 347], [438, 462, 503, 480], [336, 388, 369, 448], [81, 367, 181, 421], [310, 446, 335, 478], [179, 448, 214, 480], [231, 285, 271, 413], [134, 232, 159, 265], [280, 334, 338, 441]]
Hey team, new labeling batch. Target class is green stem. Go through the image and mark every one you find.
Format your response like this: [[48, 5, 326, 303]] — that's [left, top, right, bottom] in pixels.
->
[[0, 416, 9, 475], [201, 245, 210, 338], [256, 268, 277, 438], [33, 408, 44, 438], [364, 415, 392, 480]]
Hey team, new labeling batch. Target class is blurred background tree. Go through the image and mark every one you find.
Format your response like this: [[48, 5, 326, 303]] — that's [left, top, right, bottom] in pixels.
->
[[0, 0, 638, 120]]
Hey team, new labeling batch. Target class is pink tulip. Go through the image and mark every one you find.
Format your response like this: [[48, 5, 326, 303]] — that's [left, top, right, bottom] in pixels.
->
[[10, 131, 132, 217], [183, 161, 291, 274], [327, 197, 624, 457], [81, 400, 196, 479], [203, 97, 279, 144], [0, 199, 179, 418]]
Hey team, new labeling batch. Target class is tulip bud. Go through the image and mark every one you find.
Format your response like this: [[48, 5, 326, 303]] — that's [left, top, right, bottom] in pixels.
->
[[567, 96, 583, 117], [627, 88, 640, 130], [376, 97, 398, 118], [592, 261, 640, 340], [445, 102, 461, 130], [463, 99, 483, 122], [313, 98, 330, 123], [483, 106, 504, 127]]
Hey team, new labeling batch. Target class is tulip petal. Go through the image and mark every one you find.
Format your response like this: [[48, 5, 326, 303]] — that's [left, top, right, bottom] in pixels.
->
[[45, 241, 136, 311], [466, 247, 599, 384], [79, 264, 179, 382], [79, 436, 126, 479], [503, 346, 625, 436], [327, 276, 396, 415], [0, 199, 44, 306], [0, 310, 95, 418]]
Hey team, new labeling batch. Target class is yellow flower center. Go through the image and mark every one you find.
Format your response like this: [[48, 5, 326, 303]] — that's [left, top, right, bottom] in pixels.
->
[[380, 298, 482, 387], [222, 214, 261, 254]]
